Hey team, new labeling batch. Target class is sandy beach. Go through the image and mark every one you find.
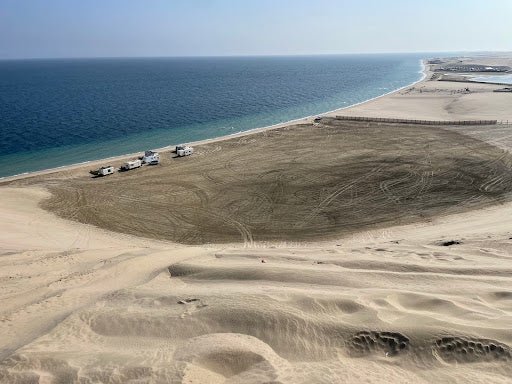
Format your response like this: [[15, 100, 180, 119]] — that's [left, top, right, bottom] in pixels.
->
[[2, 55, 512, 383], [330, 56, 512, 122]]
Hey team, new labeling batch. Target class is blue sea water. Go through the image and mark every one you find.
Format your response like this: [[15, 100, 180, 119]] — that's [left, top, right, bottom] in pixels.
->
[[0, 54, 425, 178]]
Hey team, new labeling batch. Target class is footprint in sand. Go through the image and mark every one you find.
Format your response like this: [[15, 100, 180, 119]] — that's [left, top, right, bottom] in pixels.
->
[[178, 298, 208, 319], [433, 336, 511, 363]]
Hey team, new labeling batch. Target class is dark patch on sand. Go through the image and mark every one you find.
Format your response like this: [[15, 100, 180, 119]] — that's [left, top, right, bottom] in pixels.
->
[[349, 331, 410, 356], [434, 336, 511, 363], [38, 119, 512, 244]]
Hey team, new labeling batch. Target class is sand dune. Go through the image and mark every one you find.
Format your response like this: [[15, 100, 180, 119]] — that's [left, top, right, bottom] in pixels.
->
[[1, 186, 512, 383]]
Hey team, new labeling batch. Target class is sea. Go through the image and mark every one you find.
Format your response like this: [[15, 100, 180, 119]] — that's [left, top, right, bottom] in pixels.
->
[[0, 54, 426, 178]]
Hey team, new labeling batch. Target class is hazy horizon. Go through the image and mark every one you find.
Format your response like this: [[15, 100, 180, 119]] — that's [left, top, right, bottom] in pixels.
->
[[1, 0, 511, 60], [0, 51, 498, 62]]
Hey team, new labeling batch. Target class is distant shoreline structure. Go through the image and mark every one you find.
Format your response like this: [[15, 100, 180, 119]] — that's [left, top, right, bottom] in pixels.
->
[[0, 59, 427, 183]]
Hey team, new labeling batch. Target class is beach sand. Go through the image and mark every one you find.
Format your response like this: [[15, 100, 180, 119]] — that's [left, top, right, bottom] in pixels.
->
[[1, 55, 512, 383], [329, 55, 512, 122]]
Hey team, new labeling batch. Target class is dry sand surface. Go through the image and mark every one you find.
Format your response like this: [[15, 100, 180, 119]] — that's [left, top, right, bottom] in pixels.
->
[[22, 119, 512, 245], [2, 186, 512, 383], [331, 56, 512, 122], [2, 56, 512, 383], [334, 80, 512, 122]]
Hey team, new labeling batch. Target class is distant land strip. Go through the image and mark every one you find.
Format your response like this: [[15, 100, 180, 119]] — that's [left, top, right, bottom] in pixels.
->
[[334, 116, 498, 125]]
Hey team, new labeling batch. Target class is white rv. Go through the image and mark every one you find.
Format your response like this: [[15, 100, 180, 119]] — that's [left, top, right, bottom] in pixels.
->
[[177, 146, 194, 157], [98, 166, 115, 176], [120, 159, 142, 171], [142, 150, 160, 165]]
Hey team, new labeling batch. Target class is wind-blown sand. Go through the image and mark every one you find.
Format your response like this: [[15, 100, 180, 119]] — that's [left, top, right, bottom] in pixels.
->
[[1, 55, 512, 383], [2, 186, 512, 383]]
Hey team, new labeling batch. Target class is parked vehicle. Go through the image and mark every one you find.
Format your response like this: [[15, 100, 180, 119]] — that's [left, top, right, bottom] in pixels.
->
[[120, 159, 142, 171], [90, 166, 115, 176], [142, 150, 160, 165], [177, 146, 194, 157]]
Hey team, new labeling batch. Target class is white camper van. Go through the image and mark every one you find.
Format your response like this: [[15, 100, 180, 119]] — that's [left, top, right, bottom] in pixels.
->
[[142, 151, 160, 165], [120, 159, 142, 171], [177, 146, 194, 157], [98, 166, 115, 176]]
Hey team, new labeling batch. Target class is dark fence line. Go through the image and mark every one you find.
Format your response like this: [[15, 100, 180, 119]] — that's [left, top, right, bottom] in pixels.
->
[[333, 116, 498, 126]]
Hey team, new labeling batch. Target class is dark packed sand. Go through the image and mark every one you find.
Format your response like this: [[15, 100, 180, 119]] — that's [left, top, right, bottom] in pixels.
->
[[39, 118, 512, 245]]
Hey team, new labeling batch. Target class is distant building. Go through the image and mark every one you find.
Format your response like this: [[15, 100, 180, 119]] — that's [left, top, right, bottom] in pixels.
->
[[435, 64, 511, 73]]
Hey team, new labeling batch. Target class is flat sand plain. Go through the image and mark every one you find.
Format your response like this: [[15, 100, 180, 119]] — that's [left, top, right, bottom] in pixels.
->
[[334, 80, 512, 122], [34, 119, 512, 245], [2, 56, 512, 383]]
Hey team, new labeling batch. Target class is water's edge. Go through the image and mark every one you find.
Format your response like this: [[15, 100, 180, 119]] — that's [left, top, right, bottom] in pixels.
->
[[0, 58, 426, 182]]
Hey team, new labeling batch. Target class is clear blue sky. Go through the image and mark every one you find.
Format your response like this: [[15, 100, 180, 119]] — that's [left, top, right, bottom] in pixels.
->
[[1, 0, 511, 59]]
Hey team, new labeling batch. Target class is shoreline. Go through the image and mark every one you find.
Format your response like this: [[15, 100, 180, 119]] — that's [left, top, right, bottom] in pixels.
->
[[0, 59, 428, 183]]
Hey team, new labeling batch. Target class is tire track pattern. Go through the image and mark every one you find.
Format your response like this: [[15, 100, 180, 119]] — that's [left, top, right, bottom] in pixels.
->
[[40, 119, 512, 244]]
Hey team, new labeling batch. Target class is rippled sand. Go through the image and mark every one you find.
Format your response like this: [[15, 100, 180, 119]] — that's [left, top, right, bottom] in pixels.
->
[[1, 186, 512, 383]]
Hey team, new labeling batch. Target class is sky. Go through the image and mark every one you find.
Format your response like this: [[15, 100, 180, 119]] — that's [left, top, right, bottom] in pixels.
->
[[0, 0, 511, 59]]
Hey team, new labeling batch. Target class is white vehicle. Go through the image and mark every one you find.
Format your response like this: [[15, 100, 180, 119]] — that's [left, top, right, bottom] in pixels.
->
[[97, 166, 115, 176], [142, 150, 160, 165], [177, 146, 194, 157], [176, 144, 187, 152], [120, 159, 142, 171]]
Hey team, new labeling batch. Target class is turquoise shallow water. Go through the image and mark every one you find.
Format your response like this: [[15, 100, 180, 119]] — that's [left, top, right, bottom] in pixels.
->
[[0, 54, 425, 178]]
